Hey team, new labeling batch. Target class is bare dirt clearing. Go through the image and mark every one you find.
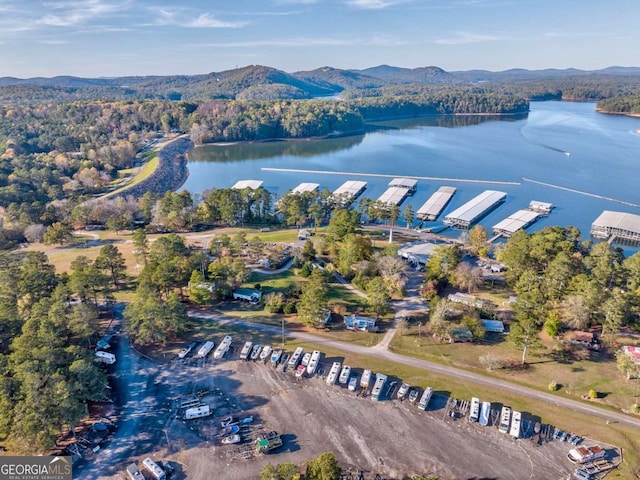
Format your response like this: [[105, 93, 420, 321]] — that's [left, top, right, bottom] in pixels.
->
[[100, 349, 575, 480]]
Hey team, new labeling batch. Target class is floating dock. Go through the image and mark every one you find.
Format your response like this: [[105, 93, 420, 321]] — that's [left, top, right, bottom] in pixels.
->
[[330, 180, 367, 206], [444, 190, 507, 229], [416, 186, 457, 221], [378, 187, 411, 206], [492, 209, 540, 237], [231, 180, 263, 190], [528, 200, 553, 215], [591, 211, 640, 242], [292, 182, 320, 194], [389, 178, 418, 193]]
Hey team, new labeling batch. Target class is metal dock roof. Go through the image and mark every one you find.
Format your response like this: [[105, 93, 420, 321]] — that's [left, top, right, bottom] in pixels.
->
[[330, 180, 367, 204], [231, 179, 264, 190], [528, 200, 553, 214], [416, 186, 457, 221], [292, 182, 320, 194], [444, 190, 507, 228], [378, 186, 410, 206], [591, 211, 640, 241], [389, 178, 418, 190], [492, 209, 540, 237]]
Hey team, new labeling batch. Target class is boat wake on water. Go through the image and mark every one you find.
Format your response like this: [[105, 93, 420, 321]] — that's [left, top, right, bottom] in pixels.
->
[[519, 125, 571, 156]]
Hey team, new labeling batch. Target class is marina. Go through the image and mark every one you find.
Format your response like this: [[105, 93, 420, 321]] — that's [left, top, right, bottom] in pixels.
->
[[444, 190, 507, 229], [591, 211, 640, 242], [377, 186, 411, 206], [416, 186, 457, 221], [231, 180, 263, 190], [330, 180, 367, 206], [492, 209, 541, 237]]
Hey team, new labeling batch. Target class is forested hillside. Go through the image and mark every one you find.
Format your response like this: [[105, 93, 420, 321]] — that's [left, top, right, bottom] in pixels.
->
[[596, 96, 640, 116]]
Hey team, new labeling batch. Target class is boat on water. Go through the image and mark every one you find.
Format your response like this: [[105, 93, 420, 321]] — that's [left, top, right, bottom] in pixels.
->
[[250, 344, 261, 361], [306, 350, 321, 375], [408, 388, 420, 403], [295, 364, 306, 378], [397, 383, 410, 400], [259, 345, 272, 362], [300, 352, 312, 367], [479, 401, 491, 426], [270, 348, 282, 364], [221, 434, 241, 445]]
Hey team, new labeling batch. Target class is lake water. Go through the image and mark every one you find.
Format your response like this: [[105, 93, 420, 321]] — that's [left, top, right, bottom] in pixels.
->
[[184, 101, 640, 245]]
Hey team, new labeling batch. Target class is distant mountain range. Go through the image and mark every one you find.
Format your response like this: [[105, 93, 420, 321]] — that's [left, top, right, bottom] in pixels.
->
[[1, 64, 639, 102]]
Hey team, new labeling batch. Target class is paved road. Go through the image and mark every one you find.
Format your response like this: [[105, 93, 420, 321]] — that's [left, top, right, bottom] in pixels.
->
[[192, 310, 640, 431]]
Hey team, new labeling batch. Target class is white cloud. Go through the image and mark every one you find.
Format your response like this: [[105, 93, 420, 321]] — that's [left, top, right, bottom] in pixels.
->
[[346, 0, 413, 9], [435, 32, 504, 45], [36, 39, 71, 44], [145, 7, 246, 29], [186, 14, 247, 29], [38, 0, 130, 27], [189, 36, 412, 48]]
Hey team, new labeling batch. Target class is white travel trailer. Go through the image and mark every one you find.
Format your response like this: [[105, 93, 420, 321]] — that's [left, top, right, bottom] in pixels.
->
[[184, 405, 212, 420], [196, 341, 214, 359], [469, 397, 480, 422], [418, 387, 433, 411], [95, 351, 116, 364], [213, 335, 232, 359]]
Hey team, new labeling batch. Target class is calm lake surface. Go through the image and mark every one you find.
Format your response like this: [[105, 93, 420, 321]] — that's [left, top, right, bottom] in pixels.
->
[[184, 101, 640, 244]]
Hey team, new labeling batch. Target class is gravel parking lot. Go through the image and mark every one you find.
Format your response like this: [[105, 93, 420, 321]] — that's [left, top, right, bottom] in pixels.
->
[[99, 343, 577, 480]]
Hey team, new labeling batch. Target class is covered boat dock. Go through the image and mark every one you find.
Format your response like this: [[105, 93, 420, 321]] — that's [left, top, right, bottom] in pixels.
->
[[330, 180, 367, 206], [416, 186, 457, 221], [444, 190, 507, 229], [231, 180, 264, 190], [292, 182, 320, 194], [492, 209, 540, 237], [591, 210, 640, 242]]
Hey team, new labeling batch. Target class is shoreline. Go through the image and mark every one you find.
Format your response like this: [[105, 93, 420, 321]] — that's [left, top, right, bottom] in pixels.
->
[[594, 108, 640, 119]]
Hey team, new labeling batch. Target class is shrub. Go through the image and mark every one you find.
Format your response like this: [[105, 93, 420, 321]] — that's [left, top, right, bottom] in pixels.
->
[[588, 389, 598, 399], [300, 262, 312, 278], [283, 302, 297, 315], [548, 380, 559, 392]]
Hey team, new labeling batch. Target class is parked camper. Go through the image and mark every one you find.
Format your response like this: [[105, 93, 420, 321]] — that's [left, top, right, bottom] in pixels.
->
[[95, 351, 116, 364], [270, 349, 282, 365], [498, 406, 512, 433], [178, 341, 197, 359], [371, 373, 387, 401], [259, 345, 272, 362], [479, 401, 491, 426], [213, 336, 232, 359], [326, 362, 341, 385], [126, 463, 144, 480], [339, 365, 351, 384], [306, 350, 321, 375], [184, 405, 212, 420], [397, 383, 410, 400], [240, 341, 253, 361], [301, 352, 311, 367], [360, 369, 372, 390], [509, 411, 522, 438], [348, 376, 358, 392], [418, 387, 433, 411], [196, 341, 215, 359], [288, 347, 304, 368], [568, 446, 606, 464], [469, 397, 480, 422], [142, 457, 166, 480]]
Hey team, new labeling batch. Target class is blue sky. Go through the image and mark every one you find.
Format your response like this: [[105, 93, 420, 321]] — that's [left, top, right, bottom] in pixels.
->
[[0, 0, 638, 78]]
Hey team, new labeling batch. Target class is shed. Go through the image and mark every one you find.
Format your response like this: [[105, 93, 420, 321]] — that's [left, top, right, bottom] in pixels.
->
[[233, 288, 262, 303], [482, 319, 505, 333], [446, 326, 473, 343], [344, 315, 378, 332]]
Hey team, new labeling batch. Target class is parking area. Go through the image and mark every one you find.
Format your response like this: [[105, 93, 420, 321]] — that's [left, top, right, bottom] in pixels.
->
[[99, 337, 586, 480]]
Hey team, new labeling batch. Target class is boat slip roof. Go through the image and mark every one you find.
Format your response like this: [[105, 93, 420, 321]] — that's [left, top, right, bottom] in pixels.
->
[[378, 187, 410, 206], [445, 190, 507, 224], [416, 186, 457, 219], [389, 178, 418, 189], [591, 210, 640, 234], [493, 209, 540, 236], [331, 180, 367, 197], [231, 180, 263, 190], [292, 182, 320, 194]]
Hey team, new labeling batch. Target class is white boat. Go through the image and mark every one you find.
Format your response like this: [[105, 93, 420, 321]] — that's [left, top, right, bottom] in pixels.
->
[[239, 341, 253, 361], [195, 341, 214, 359], [509, 411, 522, 438], [408, 388, 419, 403], [270, 348, 282, 364], [360, 369, 372, 390], [250, 344, 261, 361], [498, 406, 512, 433], [418, 386, 433, 411], [259, 345, 272, 362], [348, 375, 358, 392], [469, 397, 480, 422], [221, 434, 241, 445], [295, 364, 306, 378], [397, 383, 410, 400], [479, 401, 491, 426], [306, 350, 321, 375], [288, 347, 304, 368], [338, 365, 351, 384], [326, 361, 341, 385], [301, 352, 312, 367]]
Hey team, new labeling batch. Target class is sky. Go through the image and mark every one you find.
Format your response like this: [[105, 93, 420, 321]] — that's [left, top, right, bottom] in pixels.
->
[[0, 0, 638, 78]]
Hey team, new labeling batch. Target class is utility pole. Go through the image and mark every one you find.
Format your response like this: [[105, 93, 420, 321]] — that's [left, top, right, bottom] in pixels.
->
[[417, 321, 422, 346]]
